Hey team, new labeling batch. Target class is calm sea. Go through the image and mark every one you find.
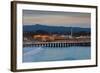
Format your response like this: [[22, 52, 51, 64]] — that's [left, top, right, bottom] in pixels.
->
[[23, 46, 91, 62]]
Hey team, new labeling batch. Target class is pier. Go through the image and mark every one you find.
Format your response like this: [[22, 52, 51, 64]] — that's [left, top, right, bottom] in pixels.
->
[[23, 38, 90, 47]]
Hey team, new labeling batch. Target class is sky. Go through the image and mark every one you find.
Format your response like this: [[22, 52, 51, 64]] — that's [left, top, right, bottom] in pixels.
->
[[23, 10, 91, 28]]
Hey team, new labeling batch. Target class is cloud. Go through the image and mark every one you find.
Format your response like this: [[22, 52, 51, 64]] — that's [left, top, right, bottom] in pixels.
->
[[23, 10, 91, 28]]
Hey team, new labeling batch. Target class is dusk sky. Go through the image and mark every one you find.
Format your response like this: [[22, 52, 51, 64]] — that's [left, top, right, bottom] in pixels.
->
[[23, 10, 91, 28]]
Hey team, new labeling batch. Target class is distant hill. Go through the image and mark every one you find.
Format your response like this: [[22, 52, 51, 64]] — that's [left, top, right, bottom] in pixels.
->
[[23, 24, 90, 35]]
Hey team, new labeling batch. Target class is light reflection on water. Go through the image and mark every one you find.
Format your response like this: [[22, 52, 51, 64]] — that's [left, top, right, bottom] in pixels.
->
[[23, 46, 91, 62]]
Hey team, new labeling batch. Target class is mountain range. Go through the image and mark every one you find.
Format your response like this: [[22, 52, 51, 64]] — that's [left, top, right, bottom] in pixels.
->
[[23, 24, 90, 34]]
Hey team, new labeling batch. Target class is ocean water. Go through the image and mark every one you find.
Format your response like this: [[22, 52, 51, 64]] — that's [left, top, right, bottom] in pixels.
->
[[23, 46, 91, 62]]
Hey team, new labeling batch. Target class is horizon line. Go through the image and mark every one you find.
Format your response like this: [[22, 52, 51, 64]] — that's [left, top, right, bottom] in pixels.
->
[[23, 24, 91, 28]]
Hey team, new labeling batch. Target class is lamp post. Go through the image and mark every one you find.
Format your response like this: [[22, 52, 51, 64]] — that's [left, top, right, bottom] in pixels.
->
[[70, 27, 73, 38]]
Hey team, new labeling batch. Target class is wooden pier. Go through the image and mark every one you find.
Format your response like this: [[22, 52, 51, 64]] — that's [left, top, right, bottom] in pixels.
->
[[23, 38, 90, 47]]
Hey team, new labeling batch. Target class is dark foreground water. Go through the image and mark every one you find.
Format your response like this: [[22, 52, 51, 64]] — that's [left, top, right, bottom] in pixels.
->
[[23, 46, 91, 62]]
